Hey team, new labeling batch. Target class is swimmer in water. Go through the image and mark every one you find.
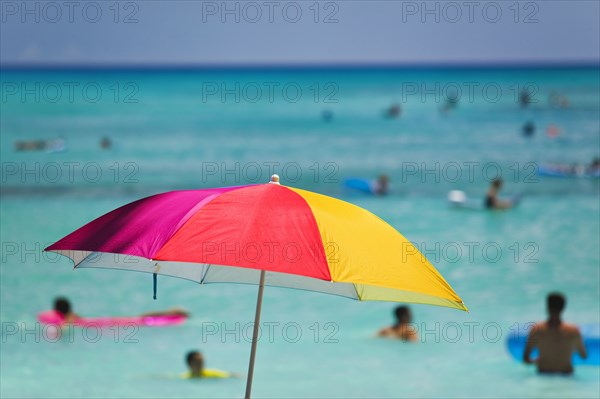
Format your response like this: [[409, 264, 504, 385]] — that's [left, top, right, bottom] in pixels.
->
[[549, 92, 570, 109], [519, 88, 532, 108], [587, 157, 600, 174], [14, 139, 48, 152], [524, 293, 587, 374], [321, 109, 333, 122], [53, 297, 81, 323], [484, 178, 513, 210], [373, 174, 390, 195], [183, 350, 238, 379], [522, 121, 535, 137], [51, 297, 189, 324], [441, 89, 459, 113], [377, 305, 418, 342], [384, 104, 401, 118], [100, 136, 112, 149]]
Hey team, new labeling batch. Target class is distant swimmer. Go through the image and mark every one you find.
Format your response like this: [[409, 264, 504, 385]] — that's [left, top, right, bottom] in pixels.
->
[[373, 174, 390, 195], [384, 103, 401, 118], [14, 139, 47, 152], [589, 158, 600, 173], [15, 137, 66, 153], [377, 305, 418, 342], [522, 121, 535, 137], [484, 178, 515, 210], [182, 350, 238, 379], [321, 109, 333, 122], [53, 297, 81, 323], [538, 158, 600, 178], [546, 124, 560, 138], [549, 92, 570, 109], [519, 88, 532, 108], [441, 90, 459, 113], [50, 297, 189, 324], [524, 293, 587, 374], [100, 136, 112, 149]]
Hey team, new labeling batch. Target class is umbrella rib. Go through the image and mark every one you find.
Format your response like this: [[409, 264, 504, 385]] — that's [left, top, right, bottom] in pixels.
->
[[351, 282, 361, 301], [199, 264, 211, 284], [72, 251, 96, 269]]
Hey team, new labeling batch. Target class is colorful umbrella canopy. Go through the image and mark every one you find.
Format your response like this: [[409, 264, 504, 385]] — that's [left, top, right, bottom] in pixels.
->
[[46, 175, 466, 397]]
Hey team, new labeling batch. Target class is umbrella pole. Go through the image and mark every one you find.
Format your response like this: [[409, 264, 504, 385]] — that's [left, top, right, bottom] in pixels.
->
[[245, 269, 266, 399]]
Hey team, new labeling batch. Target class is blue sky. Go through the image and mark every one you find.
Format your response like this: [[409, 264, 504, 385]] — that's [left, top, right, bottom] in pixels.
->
[[1, 1, 599, 66]]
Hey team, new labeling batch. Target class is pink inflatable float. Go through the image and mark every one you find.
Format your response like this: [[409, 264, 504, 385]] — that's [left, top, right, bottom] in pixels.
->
[[38, 310, 187, 327]]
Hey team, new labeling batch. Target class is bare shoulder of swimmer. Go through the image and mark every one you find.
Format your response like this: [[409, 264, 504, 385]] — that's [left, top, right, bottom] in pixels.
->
[[531, 322, 547, 333], [560, 323, 582, 336]]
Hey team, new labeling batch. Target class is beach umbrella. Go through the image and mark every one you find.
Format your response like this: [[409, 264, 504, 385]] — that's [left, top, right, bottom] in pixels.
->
[[45, 175, 467, 398]]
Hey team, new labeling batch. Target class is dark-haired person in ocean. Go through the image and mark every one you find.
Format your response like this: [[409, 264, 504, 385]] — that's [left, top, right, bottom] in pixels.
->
[[373, 174, 390, 195], [441, 90, 459, 113], [51, 297, 189, 324], [522, 121, 535, 137], [53, 297, 81, 323], [377, 305, 418, 342], [484, 178, 516, 210], [519, 88, 532, 108], [524, 293, 587, 374], [588, 157, 600, 174], [182, 351, 238, 379], [384, 103, 401, 118]]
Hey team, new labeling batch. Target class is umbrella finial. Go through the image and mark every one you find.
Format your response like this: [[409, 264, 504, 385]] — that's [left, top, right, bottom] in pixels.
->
[[270, 174, 280, 184]]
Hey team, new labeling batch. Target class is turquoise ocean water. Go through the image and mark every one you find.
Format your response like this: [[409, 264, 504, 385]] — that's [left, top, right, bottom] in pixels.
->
[[1, 67, 599, 398]]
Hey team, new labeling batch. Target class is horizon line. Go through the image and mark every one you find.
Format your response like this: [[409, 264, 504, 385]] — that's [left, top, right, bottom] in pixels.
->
[[2, 60, 599, 72]]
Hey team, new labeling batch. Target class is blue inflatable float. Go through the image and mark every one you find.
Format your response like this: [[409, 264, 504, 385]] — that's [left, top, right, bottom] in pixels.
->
[[538, 164, 600, 178], [343, 178, 375, 194], [507, 324, 600, 365]]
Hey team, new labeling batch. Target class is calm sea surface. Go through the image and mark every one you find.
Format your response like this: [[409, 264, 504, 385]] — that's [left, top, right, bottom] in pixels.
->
[[1, 67, 599, 398]]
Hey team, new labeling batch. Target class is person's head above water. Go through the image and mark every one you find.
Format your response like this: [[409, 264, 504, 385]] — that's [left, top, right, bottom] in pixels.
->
[[492, 178, 503, 189], [186, 350, 205, 374], [374, 174, 390, 195], [547, 292, 566, 317], [394, 306, 412, 325], [53, 297, 72, 316]]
